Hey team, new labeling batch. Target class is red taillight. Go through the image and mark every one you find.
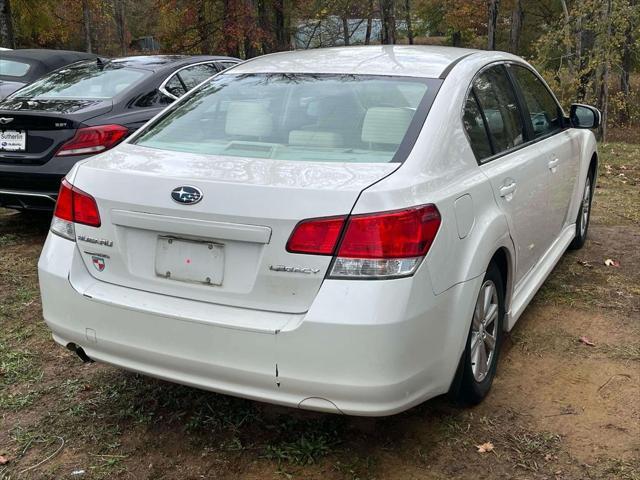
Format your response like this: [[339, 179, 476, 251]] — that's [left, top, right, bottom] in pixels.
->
[[56, 124, 128, 157], [286, 205, 441, 258], [54, 179, 101, 227], [338, 205, 441, 258], [286, 215, 346, 255]]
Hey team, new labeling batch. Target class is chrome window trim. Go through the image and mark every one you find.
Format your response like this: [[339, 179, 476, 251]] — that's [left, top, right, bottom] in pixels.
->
[[159, 60, 238, 100], [461, 60, 568, 166]]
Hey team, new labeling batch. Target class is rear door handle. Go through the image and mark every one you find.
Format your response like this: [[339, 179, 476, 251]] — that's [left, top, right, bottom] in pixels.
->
[[548, 158, 559, 171], [499, 181, 517, 198]]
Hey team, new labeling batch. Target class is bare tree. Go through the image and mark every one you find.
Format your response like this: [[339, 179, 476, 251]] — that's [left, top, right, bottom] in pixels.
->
[[365, 0, 373, 44], [273, 0, 291, 51], [114, 0, 127, 56], [380, 0, 396, 44], [197, 0, 214, 54], [0, 0, 14, 48], [509, 0, 523, 53], [82, 0, 92, 53], [487, 0, 500, 50], [342, 16, 350, 45], [619, 0, 636, 124], [598, 0, 613, 142], [405, 0, 413, 44]]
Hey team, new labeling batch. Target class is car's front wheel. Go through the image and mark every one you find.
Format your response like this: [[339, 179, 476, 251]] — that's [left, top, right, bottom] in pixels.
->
[[455, 263, 505, 405], [569, 172, 594, 250]]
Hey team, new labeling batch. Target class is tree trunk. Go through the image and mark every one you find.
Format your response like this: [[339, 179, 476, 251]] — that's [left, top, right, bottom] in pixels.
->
[[487, 0, 499, 50], [598, 0, 613, 142], [197, 0, 214, 54], [244, 0, 259, 58], [452, 30, 461, 47], [114, 0, 127, 56], [405, 0, 413, 45], [342, 16, 350, 45], [559, 0, 576, 73], [365, 0, 373, 45], [82, 0, 92, 53], [273, 0, 290, 51], [379, 0, 396, 44], [0, 0, 15, 49], [257, 0, 271, 53], [619, 0, 635, 124], [509, 0, 523, 54]]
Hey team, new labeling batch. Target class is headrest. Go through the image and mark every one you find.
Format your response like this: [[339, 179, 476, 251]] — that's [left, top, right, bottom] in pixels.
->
[[483, 109, 504, 135], [225, 101, 273, 137], [361, 107, 413, 145], [289, 130, 344, 148]]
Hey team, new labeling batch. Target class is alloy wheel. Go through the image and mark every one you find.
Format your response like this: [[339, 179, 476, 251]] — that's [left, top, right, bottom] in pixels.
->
[[471, 280, 499, 382]]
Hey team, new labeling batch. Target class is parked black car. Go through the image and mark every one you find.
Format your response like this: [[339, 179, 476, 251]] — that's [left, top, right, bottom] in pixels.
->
[[0, 49, 98, 100], [0, 54, 239, 210]]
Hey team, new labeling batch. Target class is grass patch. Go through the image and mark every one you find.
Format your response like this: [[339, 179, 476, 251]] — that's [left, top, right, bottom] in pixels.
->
[[592, 143, 640, 226], [510, 324, 640, 362]]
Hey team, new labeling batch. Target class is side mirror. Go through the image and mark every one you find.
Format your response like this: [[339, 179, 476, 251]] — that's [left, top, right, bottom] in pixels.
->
[[570, 104, 601, 129]]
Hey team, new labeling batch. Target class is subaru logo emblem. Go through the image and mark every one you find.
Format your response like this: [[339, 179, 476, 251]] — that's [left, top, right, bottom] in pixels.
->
[[0, 117, 14, 125], [171, 186, 203, 205]]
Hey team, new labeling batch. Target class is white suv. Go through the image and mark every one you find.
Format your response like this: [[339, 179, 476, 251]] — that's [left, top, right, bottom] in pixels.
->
[[38, 46, 599, 416]]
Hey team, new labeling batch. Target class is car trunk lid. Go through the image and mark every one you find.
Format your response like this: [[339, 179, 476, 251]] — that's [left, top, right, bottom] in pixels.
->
[[0, 98, 112, 165], [71, 143, 397, 314]]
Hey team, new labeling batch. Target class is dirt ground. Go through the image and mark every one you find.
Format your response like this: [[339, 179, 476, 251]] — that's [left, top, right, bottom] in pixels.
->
[[0, 143, 638, 480]]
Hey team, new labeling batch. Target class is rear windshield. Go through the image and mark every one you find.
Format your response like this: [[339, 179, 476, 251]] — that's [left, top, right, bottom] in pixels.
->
[[10, 61, 150, 100], [133, 73, 440, 163], [0, 59, 31, 77]]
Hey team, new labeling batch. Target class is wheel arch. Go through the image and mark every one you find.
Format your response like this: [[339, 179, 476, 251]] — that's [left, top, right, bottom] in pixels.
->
[[488, 247, 513, 328]]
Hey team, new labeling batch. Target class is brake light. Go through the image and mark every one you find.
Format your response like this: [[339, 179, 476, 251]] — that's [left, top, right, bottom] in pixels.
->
[[56, 124, 128, 157], [286, 215, 346, 255], [286, 204, 441, 278], [51, 179, 101, 240]]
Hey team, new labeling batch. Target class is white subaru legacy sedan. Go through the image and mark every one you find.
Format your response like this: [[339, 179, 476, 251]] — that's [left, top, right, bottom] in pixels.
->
[[38, 46, 599, 416]]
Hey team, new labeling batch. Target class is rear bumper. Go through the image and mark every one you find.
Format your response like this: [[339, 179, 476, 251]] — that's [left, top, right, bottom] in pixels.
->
[[38, 232, 481, 416], [0, 154, 91, 210]]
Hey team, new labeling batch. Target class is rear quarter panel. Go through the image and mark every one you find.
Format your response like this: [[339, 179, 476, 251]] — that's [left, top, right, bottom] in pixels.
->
[[354, 52, 517, 297]]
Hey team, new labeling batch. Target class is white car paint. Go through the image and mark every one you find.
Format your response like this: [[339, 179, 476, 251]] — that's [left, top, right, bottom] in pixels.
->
[[38, 46, 597, 416]]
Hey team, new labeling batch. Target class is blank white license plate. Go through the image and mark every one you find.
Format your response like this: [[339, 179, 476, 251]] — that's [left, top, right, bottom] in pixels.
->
[[0, 130, 26, 152], [155, 236, 224, 286]]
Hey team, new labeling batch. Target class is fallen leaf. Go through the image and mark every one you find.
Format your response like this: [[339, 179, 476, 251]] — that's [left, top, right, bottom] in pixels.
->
[[579, 336, 595, 347], [476, 442, 494, 453], [577, 260, 593, 268], [0, 455, 9, 465], [604, 259, 620, 267]]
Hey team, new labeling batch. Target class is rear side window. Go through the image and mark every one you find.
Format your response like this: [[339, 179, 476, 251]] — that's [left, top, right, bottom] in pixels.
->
[[216, 62, 237, 71], [463, 93, 492, 160], [162, 63, 218, 99], [0, 59, 31, 77], [511, 65, 562, 138], [473, 65, 524, 155], [163, 74, 186, 98], [177, 63, 218, 90]]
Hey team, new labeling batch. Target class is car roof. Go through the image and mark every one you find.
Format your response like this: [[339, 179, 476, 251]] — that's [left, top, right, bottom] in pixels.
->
[[107, 55, 241, 73], [0, 48, 97, 67], [0, 49, 98, 81], [231, 45, 483, 78]]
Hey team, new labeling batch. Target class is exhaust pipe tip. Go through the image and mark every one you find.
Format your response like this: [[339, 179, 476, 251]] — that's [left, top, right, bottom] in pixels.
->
[[66, 343, 94, 363]]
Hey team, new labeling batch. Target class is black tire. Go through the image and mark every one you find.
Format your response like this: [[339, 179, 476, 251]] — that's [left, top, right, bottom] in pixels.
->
[[569, 171, 594, 250], [453, 262, 505, 405]]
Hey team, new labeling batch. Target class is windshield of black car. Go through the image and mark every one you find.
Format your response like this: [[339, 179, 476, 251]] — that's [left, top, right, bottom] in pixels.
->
[[10, 61, 150, 100], [133, 73, 440, 163]]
